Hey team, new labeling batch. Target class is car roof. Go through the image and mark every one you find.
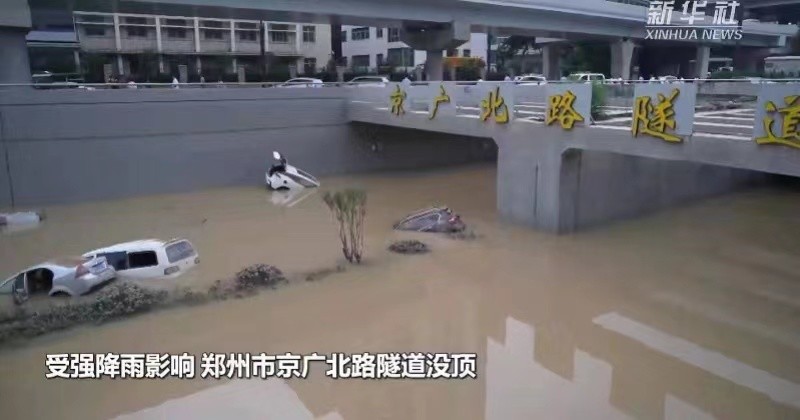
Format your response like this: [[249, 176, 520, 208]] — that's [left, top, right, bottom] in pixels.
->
[[287, 78, 321, 82], [351, 76, 387, 80], [84, 238, 171, 254]]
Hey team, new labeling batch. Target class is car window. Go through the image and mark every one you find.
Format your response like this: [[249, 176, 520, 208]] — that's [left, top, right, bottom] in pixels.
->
[[166, 241, 195, 263], [99, 251, 129, 270], [14, 272, 25, 291], [128, 251, 159, 268], [0, 273, 22, 294]]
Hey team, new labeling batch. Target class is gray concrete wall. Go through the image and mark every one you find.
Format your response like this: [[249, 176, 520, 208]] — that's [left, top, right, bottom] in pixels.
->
[[0, 88, 495, 208]]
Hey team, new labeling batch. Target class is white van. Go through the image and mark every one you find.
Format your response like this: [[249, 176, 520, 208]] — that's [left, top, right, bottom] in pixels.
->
[[83, 238, 199, 279]]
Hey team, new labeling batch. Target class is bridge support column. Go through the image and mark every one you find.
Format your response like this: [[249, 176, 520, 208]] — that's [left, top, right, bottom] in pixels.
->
[[542, 45, 562, 80], [0, 0, 32, 84], [400, 21, 469, 81], [426, 50, 444, 81], [610, 39, 635, 80], [694, 45, 710, 79]]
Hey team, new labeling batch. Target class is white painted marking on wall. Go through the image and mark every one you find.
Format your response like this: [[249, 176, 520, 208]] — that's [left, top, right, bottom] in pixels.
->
[[593, 312, 800, 409]]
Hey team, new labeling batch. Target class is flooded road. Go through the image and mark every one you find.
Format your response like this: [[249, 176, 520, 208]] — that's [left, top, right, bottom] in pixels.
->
[[1, 164, 800, 419]]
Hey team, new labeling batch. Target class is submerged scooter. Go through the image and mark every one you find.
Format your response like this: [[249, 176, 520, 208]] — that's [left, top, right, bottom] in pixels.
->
[[265, 151, 320, 190]]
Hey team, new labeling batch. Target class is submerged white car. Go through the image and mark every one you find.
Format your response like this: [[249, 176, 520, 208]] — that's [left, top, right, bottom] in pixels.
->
[[83, 238, 199, 280], [0, 256, 116, 299]]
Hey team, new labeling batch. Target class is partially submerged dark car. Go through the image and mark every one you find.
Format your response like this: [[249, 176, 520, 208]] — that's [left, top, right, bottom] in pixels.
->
[[393, 207, 466, 233]]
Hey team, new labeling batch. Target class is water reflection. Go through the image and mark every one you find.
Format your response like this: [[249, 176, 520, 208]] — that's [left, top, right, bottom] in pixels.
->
[[269, 188, 317, 208], [486, 317, 714, 420]]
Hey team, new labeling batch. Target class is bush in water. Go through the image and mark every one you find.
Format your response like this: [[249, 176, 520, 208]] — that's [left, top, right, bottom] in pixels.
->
[[388, 240, 430, 254], [323, 190, 367, 264], [0, 264, 286, 345]]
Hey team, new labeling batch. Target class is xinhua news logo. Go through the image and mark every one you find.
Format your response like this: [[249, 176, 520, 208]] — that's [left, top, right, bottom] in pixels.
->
[[646, 0, 743, 41]]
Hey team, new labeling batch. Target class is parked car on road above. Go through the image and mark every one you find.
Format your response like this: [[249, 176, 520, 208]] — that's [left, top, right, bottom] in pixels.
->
[[277, 78, 323, 88]]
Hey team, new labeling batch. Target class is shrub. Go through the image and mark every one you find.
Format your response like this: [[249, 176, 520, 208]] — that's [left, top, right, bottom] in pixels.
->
[[323, 190, 367, 263], [234, 264, 287, 290]]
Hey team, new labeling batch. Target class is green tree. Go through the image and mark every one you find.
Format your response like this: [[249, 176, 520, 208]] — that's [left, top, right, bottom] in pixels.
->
[[496, 36, 536, 72]]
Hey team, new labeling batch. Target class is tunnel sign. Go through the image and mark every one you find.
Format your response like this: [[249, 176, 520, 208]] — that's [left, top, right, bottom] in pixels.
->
[[631, 83, 697, 143], [545, 84, 590, 130], [429, 84, 451, 120], [754, 84, 800, 149], [480, 86, 510, 124]]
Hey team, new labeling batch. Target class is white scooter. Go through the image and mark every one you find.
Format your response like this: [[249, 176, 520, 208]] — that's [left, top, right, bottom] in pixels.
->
[[265, 151, 320, 190]]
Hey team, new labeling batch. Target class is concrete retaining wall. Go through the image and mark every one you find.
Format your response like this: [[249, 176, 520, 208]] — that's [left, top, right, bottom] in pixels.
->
[[0, 88, 495, 208]]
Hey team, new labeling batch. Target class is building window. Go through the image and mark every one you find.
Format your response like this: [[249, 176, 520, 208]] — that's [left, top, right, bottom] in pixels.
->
[[204, 30, 223, 40], [164, 18, 187, 26], [376, 28, 383, 38], [124, 17, 147, 25], [376, 53, 384, 66], [387, 47, 414, 67], [84, 26, 106, 37], [352, 55, 370, 70], [202, 20, 223, 28], [304, 57, 317, 74], [126, 27, 147, 38], [167, 28, 186, 38], [463, 49, 471, 57], [238, 31, 257, 41], [302, 26, 315, 43], [270, 24, 290, 43], [237, 22, 258, 30], [446, 48, 457, 57], [342, 56, 347, 66], [341, 30, 347, 42], [388, 28, 400, 42], [351, 27, 369, 41]]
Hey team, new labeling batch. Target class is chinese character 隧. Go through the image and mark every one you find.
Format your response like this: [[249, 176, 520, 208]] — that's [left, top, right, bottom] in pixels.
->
[[713, 0, 739, 25], [429, 84, 451, 120], [679, 1, 707, 25], [479, 86, 510, 123], [376, 353, 402, 379], [631, 88, 682, 143], [45, 354, 71, 379], [546, 90, 585, 130], [756, 95, 800, 149], [648, 1, 675, 25], [390, 85, 407, 116]]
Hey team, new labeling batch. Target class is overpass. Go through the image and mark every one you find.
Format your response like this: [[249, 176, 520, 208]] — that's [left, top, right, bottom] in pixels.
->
[[347, 80, 800, 232], [1, 0, 797, 83]]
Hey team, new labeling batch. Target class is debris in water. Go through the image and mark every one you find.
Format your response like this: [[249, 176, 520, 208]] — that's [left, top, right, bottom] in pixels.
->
[[388, 240, 430, 254], [394, 207, 466, 233]]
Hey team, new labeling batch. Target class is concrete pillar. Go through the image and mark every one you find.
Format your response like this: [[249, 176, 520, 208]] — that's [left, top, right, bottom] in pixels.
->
[[117, 54, 125, 75], [295, 24, 302, 53], [155, 16, 162, 53], [231, 57, 237, 74], [610, 39, 635, 79], [230, 20, 236, 53], [73, 49, 81, 73], [0, 28, 31, 83], [694, 45, 710, 79], [158, 55, 165, 73], [195, 56, 202, 75], [193, 17, 201, 53], [542, 44, 561, 80], [113, 14, 121, 51], [425, 50, 443, 81]]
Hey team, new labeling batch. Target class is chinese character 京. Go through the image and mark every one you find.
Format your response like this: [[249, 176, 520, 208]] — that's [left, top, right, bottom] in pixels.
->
[[480, 86, 510, 124], [647, 1, 675, 25], [631, 88, 682, 143], [713, 1, 739, 26], [679, 1, 707, 25], [756, 95, 800, 149], [429, 84, 451, 120], [390, 85, 407, 116], [546, 90, 584, 130]]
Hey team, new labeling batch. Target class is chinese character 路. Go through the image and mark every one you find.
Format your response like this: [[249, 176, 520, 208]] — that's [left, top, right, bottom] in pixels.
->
[[648, 1, 675, 25], [679, 0, 707, 26], [390, 85, 406, 116], [429, 84, 451, 120], [756, 95, 800, 149], [713, 0, 739, 26], [480, 86, 509, 124], [546, 90, 584, 130], [631, 88, 682, 143]]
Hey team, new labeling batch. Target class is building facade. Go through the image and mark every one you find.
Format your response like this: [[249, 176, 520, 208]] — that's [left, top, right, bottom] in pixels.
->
[[341, 25, 489, 73], [73, 11, 331, 81]]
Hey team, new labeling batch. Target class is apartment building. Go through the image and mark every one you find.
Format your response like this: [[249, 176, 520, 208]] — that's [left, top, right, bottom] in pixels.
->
[[340, 25, 489, 73], [73, 11, 331, 81]]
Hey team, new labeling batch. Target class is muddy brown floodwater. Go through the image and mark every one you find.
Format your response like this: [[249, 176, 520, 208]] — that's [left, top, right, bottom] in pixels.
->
[[1, 164, 800, 420]]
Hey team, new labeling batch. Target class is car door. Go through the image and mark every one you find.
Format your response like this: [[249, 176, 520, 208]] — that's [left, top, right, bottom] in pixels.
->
[[122, 250, 162, 278]]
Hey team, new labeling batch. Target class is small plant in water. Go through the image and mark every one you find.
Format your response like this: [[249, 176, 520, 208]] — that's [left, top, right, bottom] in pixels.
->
[[323, 189, 367, 263]]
